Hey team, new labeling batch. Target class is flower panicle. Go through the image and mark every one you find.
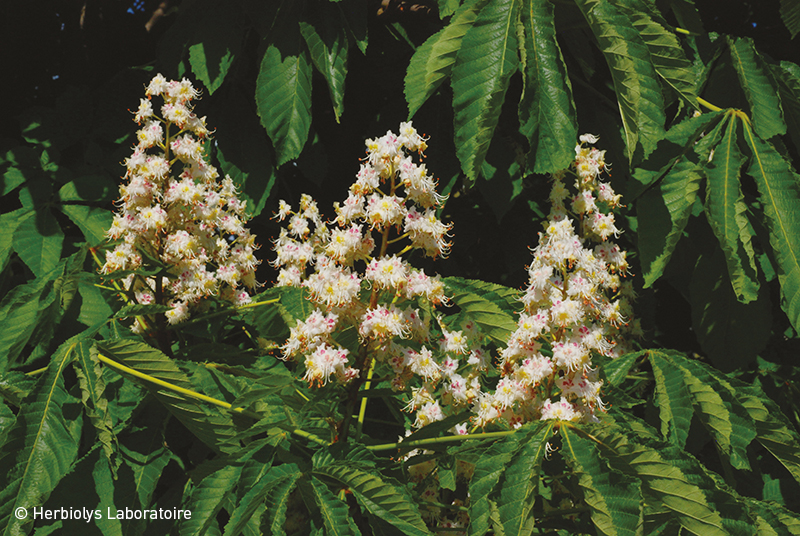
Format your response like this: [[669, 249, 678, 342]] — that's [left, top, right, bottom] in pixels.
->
[[102, 74, 261, 328]]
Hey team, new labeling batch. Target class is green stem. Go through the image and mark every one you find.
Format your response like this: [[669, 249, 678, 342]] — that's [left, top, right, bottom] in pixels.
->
[[356, 358, 376, 439], [697, 97, 723, 112]]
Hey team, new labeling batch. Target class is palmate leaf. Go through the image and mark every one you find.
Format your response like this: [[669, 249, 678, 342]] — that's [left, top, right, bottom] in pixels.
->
[[518, 0, 578, 174], [728, 37, 786, 140], [451, 0, 521, 181], [0, 335, 84, 536], [574, 0, 665, 161], [443, 277, 520, 345], [562, 428, 643, 536], [588, 423, 728, 536], [260, 465, 301, 535], [96, 339, 240, 454], [255, 5, 312, 166], [635, 112, 724, 287], [313, 463, 429, 536], [741, 119, 800, 332], [497, 423, 554, 536], [702, 114, 760, 302], [405, 0, 489, 118], [299, 2, 349, 122]]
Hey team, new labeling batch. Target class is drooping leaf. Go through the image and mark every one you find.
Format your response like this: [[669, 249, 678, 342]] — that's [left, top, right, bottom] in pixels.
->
[[0, 209, 23, 274], [728, 37, 786, 140], [443, 277, 520, 345], [451, 0, 521, 180], [0, 336, 83, 536], [615, 0, 698, 108], [636, 112, 724, 287], [562, 427, 644, 536], [574, 0, 666, 161], [224, 465, 302, 536], [299, 3, 349, 122], [702, 114, 759, 302], [741, 119, 800, 332], [13, 209, 64, 278], [255, 7, 313, 166], [405, 0, 489, 118], [313, 463, 429, 536], [518, 0, 578, 174]]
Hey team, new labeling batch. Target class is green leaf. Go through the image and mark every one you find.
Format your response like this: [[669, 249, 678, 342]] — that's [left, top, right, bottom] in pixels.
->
[[498, 424, 554, 536], [772, 61, 800, 158], [518, 0, 578, 174], [313, 463, 429, 536], [404, 0, 489, 118], [615, 0, 698, 108], [337, 0, 367, 55], [589, 424, 729, 536], [438, 0, 461, 18], [443, 277, 520, 345], [689, 246, 771, 371], [649, 352, 693, 448], [562, 428, 643, 536], [214, 88, 277, 218], [0, 336, 83, 536], [0, 266, 56, 373], [0, 209, 23, 274], [781, 0, 800, 38], [186, 0, 243, 94], [58, 182, 114, 246], [451, 0, 521, 180], [307, 477, 359, 536], [92, 448, 123, 536], [636, 113, 723, 287], [574, 0, 666, 161], [13, 210, 64, 278], [468, 434, 523, 536], [77, 279, 114, 327], [96, 339, 240, 453], [703, 115, 759, 302], [299, 4, 349, 122], [728, 37, 786, 140], [73, 342, 117, 471], [735, 382, 800, 486], [255, 8, 313, 166], [741, 119, 800, 332], [224, 464, 301, 536], [179, 464, 243, 536]]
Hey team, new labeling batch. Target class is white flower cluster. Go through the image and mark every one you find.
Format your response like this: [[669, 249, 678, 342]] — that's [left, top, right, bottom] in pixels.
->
[[274, 124, 494, 429], [475, 134, 640, 427], [102, 74, 260, 328]]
